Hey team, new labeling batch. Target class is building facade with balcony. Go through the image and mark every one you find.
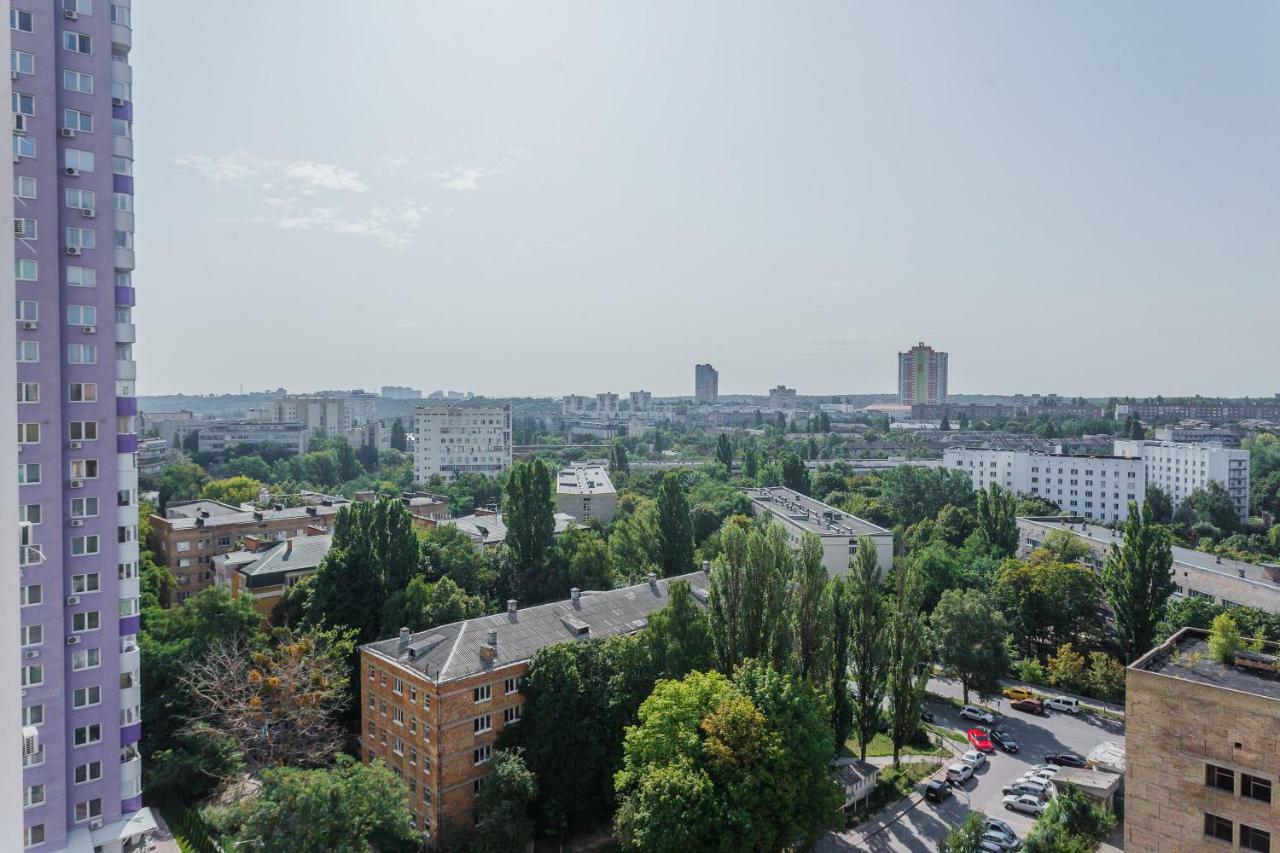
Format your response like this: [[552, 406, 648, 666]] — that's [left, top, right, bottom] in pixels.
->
[[1113, 439, 1251, 523], [694, 362, 718, 404], [12, 1, 155, 848], [897, 342, 947, 406], [412, 404, 511, 481]]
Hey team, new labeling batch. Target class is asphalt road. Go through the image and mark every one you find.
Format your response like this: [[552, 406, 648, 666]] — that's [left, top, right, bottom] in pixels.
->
[[818, 677, 1126, 852]]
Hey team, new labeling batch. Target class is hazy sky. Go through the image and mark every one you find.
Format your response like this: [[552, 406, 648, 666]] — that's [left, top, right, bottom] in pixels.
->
[[135, 2, 1279, 398]]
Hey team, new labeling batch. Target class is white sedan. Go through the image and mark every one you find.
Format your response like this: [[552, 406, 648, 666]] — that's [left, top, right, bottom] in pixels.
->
[[962, 749, 988, 769], [960, 704, 996, 725], [1003, 794, 1049, 816]]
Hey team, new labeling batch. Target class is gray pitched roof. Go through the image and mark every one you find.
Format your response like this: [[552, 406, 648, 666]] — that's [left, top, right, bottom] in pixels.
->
[[232, 535, 333, 589], [365, 570, 709, 683]]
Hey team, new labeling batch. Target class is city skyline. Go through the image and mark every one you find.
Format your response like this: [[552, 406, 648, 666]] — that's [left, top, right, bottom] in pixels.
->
[[130, 2, 1278, 397]]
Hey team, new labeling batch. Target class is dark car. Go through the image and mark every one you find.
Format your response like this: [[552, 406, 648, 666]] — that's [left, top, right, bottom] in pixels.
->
[[920, 707, 935, 723], [1011, 698, 1047, 716], [990, 729, 1019, 753], [1045, 751, 1087, 768], [925, 779, 952, 804]]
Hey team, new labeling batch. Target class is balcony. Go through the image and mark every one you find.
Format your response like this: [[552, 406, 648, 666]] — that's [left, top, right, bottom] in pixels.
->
[[115, 322, 136, 344], [119, 646, 140, 677], [115, 359, 136, 381], [111, 23, 132, 53], [114, 246, 135, 271], [112, 135, 133, 161]]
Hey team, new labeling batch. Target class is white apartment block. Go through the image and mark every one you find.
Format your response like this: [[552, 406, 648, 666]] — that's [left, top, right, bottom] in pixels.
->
[[254, 396, 352, 435], [555, 462, 618, 524], [745, 487, 893, 577], [944, 447, 1146, 523], [1113, 440, 1250, 523], [413, 404, 512, 481]]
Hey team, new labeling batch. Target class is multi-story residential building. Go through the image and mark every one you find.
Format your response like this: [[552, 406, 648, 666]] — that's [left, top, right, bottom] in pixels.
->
[[694, 363, 718, 405], [252, 395, 352, 435], [212, 534, 332, 617], [1017, 517, 1280, 613], [12, 2, 156, 848], [148, 498, 348, 604], [555, 462, 617, 524], [745, 487, 893, 576], [1116, 399, 1280, 423], [628, 390, 651, 412], [135, 435, 171, 476], [193, 421, 308, 456], [1114, 439, 1251, 523], [944, 447, 1146, 523], [1126, 627, 1278, 852], [897, 342, 948, 406], [360, 570, 708, 847], [767, 384, 797, 407], [381, 385, 423, 400], [595, 392, 618, 415], [412, 404, 511, 482], [1153, 424, 1240, 446]]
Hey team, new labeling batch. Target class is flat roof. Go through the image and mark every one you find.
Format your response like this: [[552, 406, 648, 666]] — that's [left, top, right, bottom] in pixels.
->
[[746, 487, 889, 537], [157, 499, 349, 531], [1132, 628, 1280, 702], [556, 463, 615, 496], [1018, 517, 1280, 589]]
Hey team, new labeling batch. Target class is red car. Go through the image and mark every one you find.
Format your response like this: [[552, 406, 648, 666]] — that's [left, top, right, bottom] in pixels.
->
[[967, 728, 994, 752], [1011, 698, 1046, 716]]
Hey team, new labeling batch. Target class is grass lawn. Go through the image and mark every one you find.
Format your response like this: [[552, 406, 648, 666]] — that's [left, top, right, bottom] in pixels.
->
[[924, 722, 968, 745], [844, 731, 947, 758], [845, 762, 943, 829]]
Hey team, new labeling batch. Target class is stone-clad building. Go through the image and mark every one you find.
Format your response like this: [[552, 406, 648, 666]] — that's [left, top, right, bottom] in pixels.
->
[[359, 570, 708, 847]]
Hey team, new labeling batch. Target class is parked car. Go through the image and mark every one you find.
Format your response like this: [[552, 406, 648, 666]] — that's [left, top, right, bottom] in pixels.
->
[[960, 704, 996, 724], [1011, 698, 1047, 716], [1003, 687, 1035, 701], [961, 749, 987, 769], [920, 707, 935, 723], [1002, 779, 1053, 799], [980, 843, 1004, 853], [1045, 751, 1088, 768], [1045, 696, 1080, 714], [1003, 794, 1049, 816], [1024, 768, 1057, 783], [990, 729, 1019, 753], [1029, 764, 1060, 775], [1013, 776, 1056, 799], [946, 762, 975, 785], [925, 779, 952, 804], [967, 728, 995, 752], [983, 830, 1021, 851], [985, 818, 1017, 841]]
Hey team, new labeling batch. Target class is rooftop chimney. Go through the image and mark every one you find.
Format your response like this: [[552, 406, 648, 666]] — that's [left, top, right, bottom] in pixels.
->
[[507, 599, 518, 615], [701, 560, 710, 572], [285, 539, 294, 556], [570, 588, 580, 604], [647, 572, 658, 588], [398, 627, 410, 655], [486, 629, 498, 646]]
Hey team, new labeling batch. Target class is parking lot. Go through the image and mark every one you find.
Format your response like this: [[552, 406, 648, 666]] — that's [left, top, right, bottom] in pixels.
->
[[818, 678, 1125, 852]]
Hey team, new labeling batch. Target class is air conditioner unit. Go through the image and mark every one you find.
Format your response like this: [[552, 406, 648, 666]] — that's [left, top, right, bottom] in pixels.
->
[[66, 246, 82, 256], [66, 635, 80, 646], [89, 820, 102, 831], [69, 441, 82, 449], [21, 321, 37, 331], [64, 9, 78, 19], [70, 479, 84, 489], [66, 596, 80, 606], [83, 325, 96, 334], [23, 650, 38, 660], [112, 97, 124, 106], [22, 726, 38, 757], [64, 167, 80, 177], [61, 127, 76, 138], [70, 519, 84, 528], [12, 114, 26, 133], [81, 207, 95, 218]]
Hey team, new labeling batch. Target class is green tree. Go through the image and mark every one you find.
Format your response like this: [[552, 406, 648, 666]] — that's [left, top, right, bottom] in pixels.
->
[[158, 461, 210, 509], [780, 451, 810, 493], [931, 588, 1010, 703], [1177, 481, 1240, 535], [201, 475, 262, 507], [422, 523, 492, 595], [1208, 612, 1243, 664], [848, 537, 889, 760], [609, 440, 630, 476], [1145, 484, 1173, 524], [939, 415, 951, 431], [381, 575, 486, 635], [791, 532, 832, 682], [469, 748, 537, 853], [707, 525, 747, 673], [941, 812, 989, 853], [1040, 529, 1091, 563], [740, 524, 793, 669], [608, 498, 661, 581], [644, 579, 716, 678], [887, 556, 929, 766], [976, 482, 1019, 556], [878, 467, 974, 528], [222, 454, 273, 483], [655, 471, 695, 577], [993, 557, 1105, 659], [504, 458, 556, 596], [1023, 783, 1117, 852], [715, 433, 734, 472], [743, 444, 760, 480], [1102, 501, 1175, 662], [233, 755, 419, 852], [829, 575, 854, 751], [390, 417, 407, 452], [1046, 642, 1088, 693]]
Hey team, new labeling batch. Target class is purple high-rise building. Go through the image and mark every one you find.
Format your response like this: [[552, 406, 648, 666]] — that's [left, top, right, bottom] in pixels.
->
[[12, 1, 152, 849]]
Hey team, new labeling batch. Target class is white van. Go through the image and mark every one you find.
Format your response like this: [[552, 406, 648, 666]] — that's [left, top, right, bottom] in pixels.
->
[[1045, 696, 1080, 714]]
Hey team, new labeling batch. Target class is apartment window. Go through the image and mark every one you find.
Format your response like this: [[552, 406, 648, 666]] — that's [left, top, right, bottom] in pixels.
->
[[504, 676, 521, 695], [10, 10, 32, 32], [18, 462, 41, 485], [65, 148, 95, 173], [14, 175, 35, 199], [16, 340, 38, 362], [392, 707, 404, 726], [18, 423, 39, 444], [15, 258, 37, 281], [74, 760, 102, 784], [65, 227, 95, 250], [12, 135, 35, 159], [67, 265, 95, 287], [63, 108, 92, 132], [69, 383, 98, 402], [503, 705, 522, 725], [112, 156, 133, 177], [64, 0, 92, 15], [70, 459, 99, 479], [15, 218, 37, 240], [474, 684, 491, 703], [72, 648, 101, 671], [110, 3, 130, 26], [21, 664, 42, 687], [1241, 773, 1272, 804], [71, 573, 99, 594], [68, 344, 97, 364], [72, 611, 100, 633], [473, 714, 492, 734], [64, 69, 93, 93], [1204, 813, 1233, 843], [69, 421, 98, 442], [66, 188, 96, 212], [17, 383, 39, 404], [73, 685, 101, 708], [1206, 764, 1234, 792], [63, 31, 92, 54], [74, 723, 102, 747], [20, 625, 42, 647], [71, 535, 100, 556], [1241, 825, 1271, 853], [22, 705, 43, 727], [393, 676, 404, 695], [409, 748, 417, 766], [473, 745, 492, 765], [19, 585, 41, 607], [74, 798, 102, 823], [24, 825, 45, 849], [112, 119, 131, 139], [23, 784, 43, 808]]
